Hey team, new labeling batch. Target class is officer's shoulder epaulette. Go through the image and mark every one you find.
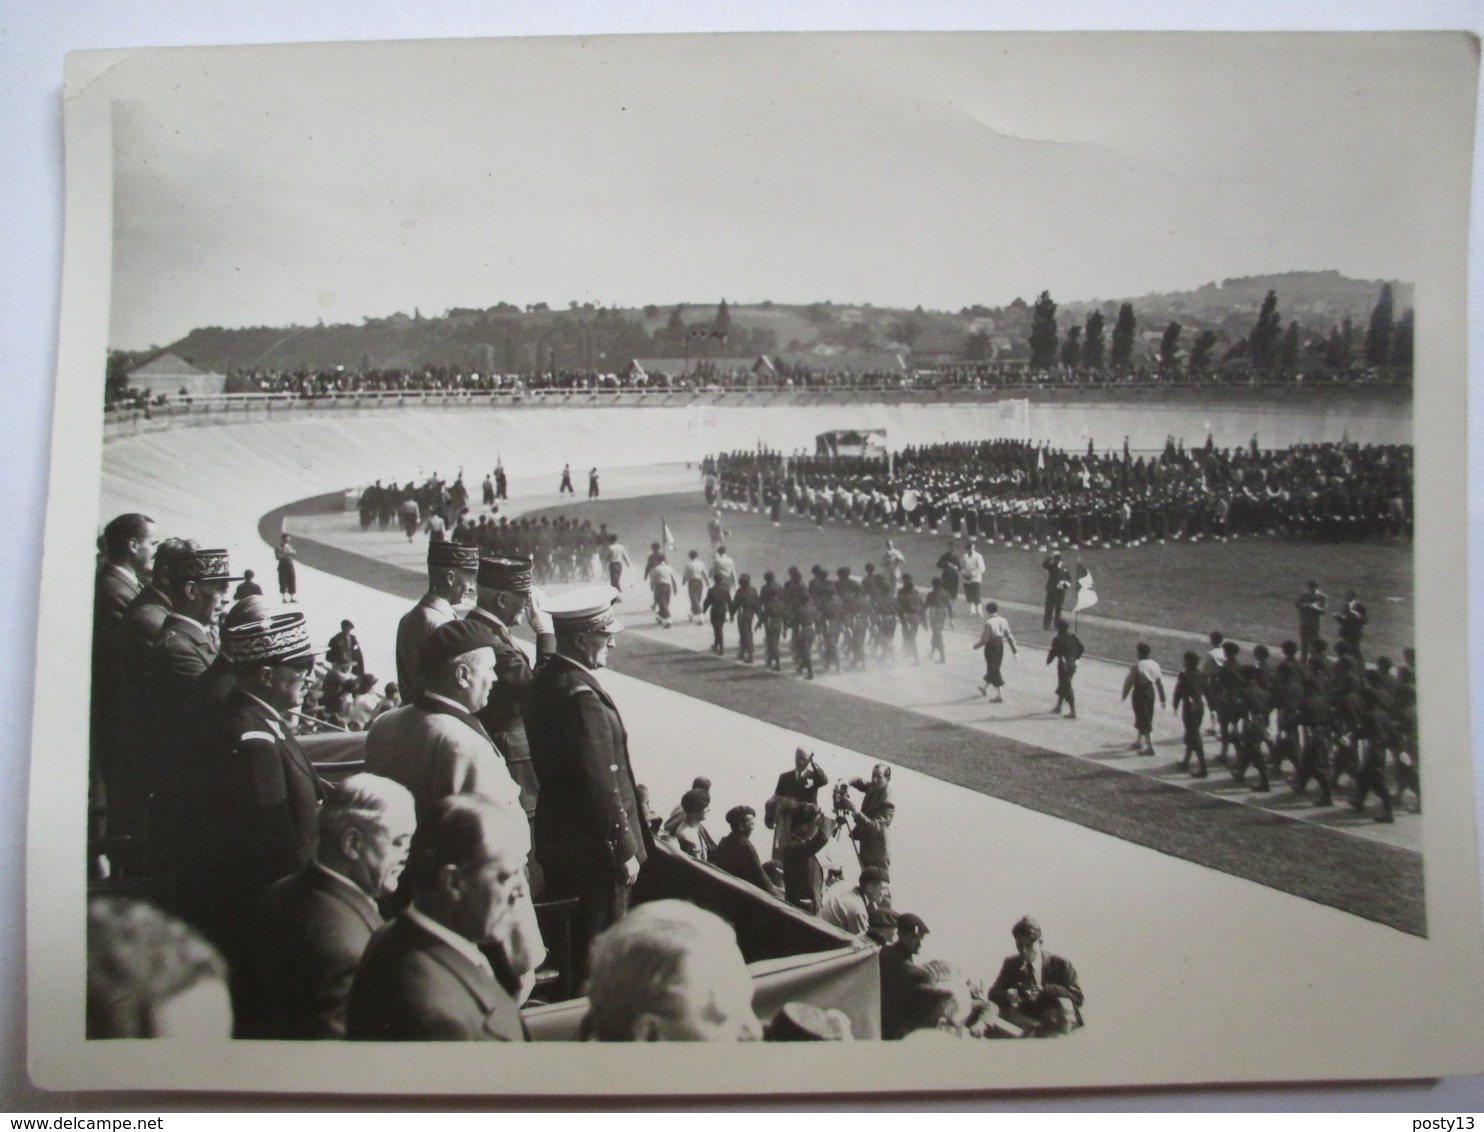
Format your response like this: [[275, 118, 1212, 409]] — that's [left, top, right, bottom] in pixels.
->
[[237, 730, 278, 745]]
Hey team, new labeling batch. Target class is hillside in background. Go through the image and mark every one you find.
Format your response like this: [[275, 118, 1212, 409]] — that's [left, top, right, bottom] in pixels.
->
[[122, 271, 1411, 376]]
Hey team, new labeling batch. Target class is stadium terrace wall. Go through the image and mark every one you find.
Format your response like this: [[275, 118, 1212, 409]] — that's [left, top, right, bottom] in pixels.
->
[[101, 387, 1411, 496]]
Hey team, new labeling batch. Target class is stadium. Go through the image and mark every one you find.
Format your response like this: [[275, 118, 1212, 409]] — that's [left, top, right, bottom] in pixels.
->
[[92, 375, 1423, 1044]]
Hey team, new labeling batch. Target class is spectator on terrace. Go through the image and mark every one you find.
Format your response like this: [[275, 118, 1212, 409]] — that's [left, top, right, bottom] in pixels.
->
[[663, 788, 716, 863], [819, 865, 891, 937], [87, 897, 233, 1039], [584, 900, 762, 1042], [252, 774, 416, 1039]]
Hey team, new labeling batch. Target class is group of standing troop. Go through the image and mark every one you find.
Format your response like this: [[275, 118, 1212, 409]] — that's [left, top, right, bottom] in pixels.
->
[[707, 437, 1412, 550]]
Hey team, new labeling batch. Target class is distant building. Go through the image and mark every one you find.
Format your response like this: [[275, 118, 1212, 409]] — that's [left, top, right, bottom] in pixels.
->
[[127, 351, 227, 397]]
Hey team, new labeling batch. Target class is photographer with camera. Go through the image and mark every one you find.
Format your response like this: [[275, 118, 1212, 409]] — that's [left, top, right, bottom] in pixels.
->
[[835, 763, 895, 874]]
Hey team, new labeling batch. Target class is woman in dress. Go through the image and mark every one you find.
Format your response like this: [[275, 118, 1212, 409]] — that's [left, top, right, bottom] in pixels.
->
[[973, 601, 1018, 701], [275, 533, 298, 602]]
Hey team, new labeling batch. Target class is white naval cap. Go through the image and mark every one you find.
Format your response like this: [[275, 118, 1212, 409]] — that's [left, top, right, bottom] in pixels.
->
[[544, 585, 624, 634]]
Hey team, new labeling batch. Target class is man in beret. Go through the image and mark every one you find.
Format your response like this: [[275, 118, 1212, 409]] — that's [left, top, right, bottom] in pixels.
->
[[466, 556, 554, 822], [879, 913, 930, 1040], [395, 540, 479, 702], [365, 619, 526, 835], [171, 611, 327, 1029], [525, 585, 649, 984], [348, 795, 540, 1041]]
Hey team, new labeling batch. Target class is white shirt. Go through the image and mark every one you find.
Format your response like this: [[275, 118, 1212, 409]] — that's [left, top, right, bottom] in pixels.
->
[[405, 904, 494, 980], [961, 551, 986, 583]]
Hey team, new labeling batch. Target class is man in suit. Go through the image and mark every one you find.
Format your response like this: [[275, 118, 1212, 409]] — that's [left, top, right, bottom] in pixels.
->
[[91, 514, 158, 843], [327, 619, 365, 676], [365, 620, 525, 837], [466, 556, 554, 822], [347, 794, 539, 1041], [171, 611, 328, 1029], [987, 916, 1084, 1035], [395, 540, 479, 702], [525, 585, 649, 984], [764, 747, 829, 862], [95, 512, 157, 623], [252, 773, 416, 1039], [584, 900, 762, 1042]]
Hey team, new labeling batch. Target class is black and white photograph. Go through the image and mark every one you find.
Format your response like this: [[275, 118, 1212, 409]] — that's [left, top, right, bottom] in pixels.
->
[[18, 18, 1484, 1101]]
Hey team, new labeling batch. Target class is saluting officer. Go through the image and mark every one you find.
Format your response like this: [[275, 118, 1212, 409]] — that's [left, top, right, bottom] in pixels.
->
[[466, 555, 555, 821], [395, 540, 479, 702]]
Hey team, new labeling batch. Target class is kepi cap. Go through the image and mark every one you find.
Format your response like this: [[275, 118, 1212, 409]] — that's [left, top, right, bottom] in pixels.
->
[[172, 548, 243, 584], [478, 556, 534, 594], [428, 541, 480, 572], [222, 610, 319, 666]]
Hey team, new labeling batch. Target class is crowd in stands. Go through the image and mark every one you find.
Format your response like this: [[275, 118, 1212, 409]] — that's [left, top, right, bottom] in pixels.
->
[[107, 356, 1411, 412], [708, 438, 1413, 549], [91, 508, 1064, 1044]]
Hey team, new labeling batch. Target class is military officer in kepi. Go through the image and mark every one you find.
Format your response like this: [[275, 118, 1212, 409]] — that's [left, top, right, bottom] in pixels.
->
[[171, 609, 328, 1033], [524, 585, 650, 985], [465, 555, 555, 823], [395, 539, 479, 702]]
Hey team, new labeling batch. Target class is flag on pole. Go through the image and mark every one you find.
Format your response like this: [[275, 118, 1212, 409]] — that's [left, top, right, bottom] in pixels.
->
[[662, 519, 675, 551], [1073, 563, 1099, 612]]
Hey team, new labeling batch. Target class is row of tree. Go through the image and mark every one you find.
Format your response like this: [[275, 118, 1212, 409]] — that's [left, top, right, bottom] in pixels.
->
[[1024, 284, 1412, 377]]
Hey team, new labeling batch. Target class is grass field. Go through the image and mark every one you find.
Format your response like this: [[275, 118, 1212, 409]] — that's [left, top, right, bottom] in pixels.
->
[[528, 487, 1414, 666]]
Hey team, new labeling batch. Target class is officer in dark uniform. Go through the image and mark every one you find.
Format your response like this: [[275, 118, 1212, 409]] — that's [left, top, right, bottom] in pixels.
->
[[1292, 675, 1334, 806], [759, 571, 786, 672], [524, 586, 649, 985], [466, 555, 553, 822], [731, 573, 760, 664], [172, 611, 327, 1030], [1171, 651, 1208, 777], [1042, 553, 1071, 632], [395, 540, 479, 701]]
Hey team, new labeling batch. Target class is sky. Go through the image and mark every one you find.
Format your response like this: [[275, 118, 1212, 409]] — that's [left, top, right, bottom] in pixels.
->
[[108, 31, 1478, 350]]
